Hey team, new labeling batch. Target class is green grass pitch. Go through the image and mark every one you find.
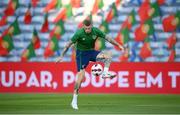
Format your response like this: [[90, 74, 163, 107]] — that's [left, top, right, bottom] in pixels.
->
[[0, 94, 179, 114]]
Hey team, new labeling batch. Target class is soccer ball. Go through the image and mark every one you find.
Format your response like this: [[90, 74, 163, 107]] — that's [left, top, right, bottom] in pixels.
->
[[91, 63, 103, 76]]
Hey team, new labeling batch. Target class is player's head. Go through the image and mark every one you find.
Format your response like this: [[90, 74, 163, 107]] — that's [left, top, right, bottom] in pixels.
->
[[83, 19, 92, 34]]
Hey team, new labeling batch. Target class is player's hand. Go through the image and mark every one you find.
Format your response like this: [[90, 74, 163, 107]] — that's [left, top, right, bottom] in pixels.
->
[[55, 56, 63, 63], [118, 45, 125, 52]]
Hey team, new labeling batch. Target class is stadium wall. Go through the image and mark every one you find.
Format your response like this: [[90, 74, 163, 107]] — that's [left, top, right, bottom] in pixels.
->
[[0, 62, 179, 94]]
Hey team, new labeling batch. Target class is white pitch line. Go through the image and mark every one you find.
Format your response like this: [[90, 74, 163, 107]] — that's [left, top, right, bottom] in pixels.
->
[[136, 104, 180, 107]]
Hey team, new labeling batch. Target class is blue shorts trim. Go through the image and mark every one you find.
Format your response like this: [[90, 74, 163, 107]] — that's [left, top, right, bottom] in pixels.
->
[[76, 50, 100, 72]]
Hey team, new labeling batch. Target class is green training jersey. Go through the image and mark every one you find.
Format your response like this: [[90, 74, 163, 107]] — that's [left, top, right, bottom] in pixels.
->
[[71, 27, 106, 51]]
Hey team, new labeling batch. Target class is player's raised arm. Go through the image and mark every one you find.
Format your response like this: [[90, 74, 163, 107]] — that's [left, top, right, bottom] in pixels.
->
[[55, 41, 73, 63], [104, 35, 125, 51]]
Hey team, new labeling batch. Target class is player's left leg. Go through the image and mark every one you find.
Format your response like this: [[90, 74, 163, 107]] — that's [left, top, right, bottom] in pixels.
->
[[96, 51, 116, 79]]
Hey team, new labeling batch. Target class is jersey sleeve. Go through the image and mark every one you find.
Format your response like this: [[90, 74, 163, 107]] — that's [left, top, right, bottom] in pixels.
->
[[94, 27, 106, 38], [71, 31, 79, 43]]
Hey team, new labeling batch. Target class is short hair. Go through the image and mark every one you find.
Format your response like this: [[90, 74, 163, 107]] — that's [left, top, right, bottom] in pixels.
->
[[83, 19, 92, 26]]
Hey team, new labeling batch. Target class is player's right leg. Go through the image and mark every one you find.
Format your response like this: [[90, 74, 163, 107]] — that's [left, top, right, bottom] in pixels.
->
[[71, 50, 88, 110], [71, 69, 85, 110]]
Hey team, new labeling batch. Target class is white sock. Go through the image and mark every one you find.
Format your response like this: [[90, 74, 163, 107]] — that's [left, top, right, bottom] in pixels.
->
[[103, 67, 109, 74], [72, 94, 78, 104]]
